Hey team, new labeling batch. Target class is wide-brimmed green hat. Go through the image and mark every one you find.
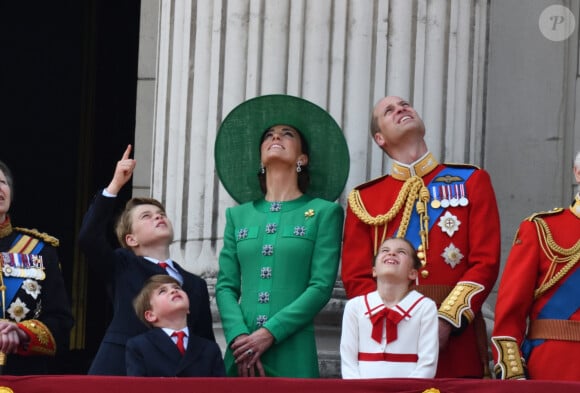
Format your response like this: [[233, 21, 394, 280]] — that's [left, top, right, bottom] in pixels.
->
[[215, 94, 350, 204]]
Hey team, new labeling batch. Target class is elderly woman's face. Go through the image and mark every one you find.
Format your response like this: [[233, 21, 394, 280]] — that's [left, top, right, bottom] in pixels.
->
[[0, 169, 11, 220]]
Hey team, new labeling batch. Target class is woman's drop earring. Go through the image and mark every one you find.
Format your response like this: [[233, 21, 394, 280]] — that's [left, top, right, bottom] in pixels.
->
[[296, 161, 302, 173]]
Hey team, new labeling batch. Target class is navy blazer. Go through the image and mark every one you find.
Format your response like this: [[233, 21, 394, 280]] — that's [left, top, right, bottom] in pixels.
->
[[78, 192, 215, 375], [126, 328, 225, 377]]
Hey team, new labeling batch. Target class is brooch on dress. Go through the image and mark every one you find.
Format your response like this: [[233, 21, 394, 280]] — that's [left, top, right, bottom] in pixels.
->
[[256, 315, 268, 327], [260, 267, 272, 278], [293, 226, 306, 236], [237, 228, 248, 240], [258, 292, 270, 304], [262, 245, 274, 256]]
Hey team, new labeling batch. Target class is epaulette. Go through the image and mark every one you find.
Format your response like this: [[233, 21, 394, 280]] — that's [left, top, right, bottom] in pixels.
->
[[443, 162, 481, 170], [351, 173, 390, 191], [13, 227, 59, 247], [525, 208, 564, 222]]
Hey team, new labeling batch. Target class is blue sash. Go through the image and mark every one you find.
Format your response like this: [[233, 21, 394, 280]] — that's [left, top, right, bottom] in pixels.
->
[[395, 166, 475, 249], [522, 261, 580, 358]]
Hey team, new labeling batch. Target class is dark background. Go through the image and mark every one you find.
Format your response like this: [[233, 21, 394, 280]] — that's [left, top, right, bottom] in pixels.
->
[[0, 0, 141, 373]]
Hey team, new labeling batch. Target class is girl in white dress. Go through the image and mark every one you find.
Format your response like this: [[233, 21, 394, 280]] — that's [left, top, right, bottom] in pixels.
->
[[340, 237, 438, 379]]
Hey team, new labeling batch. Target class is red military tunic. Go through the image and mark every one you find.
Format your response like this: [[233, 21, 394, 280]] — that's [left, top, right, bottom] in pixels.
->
[[342, 152, 501, 378], [491, 200, 580, 381]]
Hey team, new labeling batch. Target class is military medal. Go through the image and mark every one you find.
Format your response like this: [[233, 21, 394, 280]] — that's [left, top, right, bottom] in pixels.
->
[[449, 184, 459, 207], [430, 186, 441, 209], [440, 185, 450, 208], [0, 253, 46, 280], [459, 183, 469, 206], [442, 243, 464, 268]]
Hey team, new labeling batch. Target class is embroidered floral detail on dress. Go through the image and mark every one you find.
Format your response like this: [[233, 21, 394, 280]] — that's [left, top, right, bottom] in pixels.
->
[[237, 228, 248, 240], [258, 292, 270, 303], [22, 279, 42, 299], [270, 202, 282, 212], [304, 209, 315, 218], [437, 211, 461, 237], [262, 245, 274, 256], [8, 298, 30, 322], [293, 226, 306, 236], [265, 223, 277, 234], [260, 267, 272, 279], [256, 315, 268, 327], [441, 243, 464, 268]]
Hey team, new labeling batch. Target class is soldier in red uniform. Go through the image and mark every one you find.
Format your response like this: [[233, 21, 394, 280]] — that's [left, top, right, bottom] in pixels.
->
[[341, 96, 501, 378], [491, 153, 580, 381]]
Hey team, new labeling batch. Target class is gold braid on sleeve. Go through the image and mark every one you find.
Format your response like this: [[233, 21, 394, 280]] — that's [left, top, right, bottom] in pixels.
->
[[348, 176, 430, 258], [534, 217, 580, 298]]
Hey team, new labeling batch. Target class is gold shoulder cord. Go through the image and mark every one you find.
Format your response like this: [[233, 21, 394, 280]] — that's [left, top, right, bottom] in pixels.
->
[[534, 217, 580, 298], [348, 176, 430, 256]]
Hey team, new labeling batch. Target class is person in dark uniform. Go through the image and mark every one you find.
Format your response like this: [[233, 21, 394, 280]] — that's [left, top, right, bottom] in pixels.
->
[[341, 96, 501, 378], [0, 160, 74, 375], [78, 145, 215, 376], [492, 152, 580, 381], [126, 274, 225, 377]]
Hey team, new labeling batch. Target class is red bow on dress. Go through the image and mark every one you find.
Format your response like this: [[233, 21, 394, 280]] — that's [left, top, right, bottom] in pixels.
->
[[370, 307, 405, 344]]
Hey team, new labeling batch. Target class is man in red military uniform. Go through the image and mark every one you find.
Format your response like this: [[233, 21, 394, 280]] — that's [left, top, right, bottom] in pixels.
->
[[491, 154, 580, 381], [341, 96, 501, 378]]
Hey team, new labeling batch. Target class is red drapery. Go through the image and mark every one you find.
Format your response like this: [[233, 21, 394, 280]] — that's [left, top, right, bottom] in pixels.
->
[[0, 375, 578, 393]]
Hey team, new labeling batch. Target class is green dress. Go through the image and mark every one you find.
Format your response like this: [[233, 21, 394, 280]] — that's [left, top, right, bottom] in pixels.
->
[[216, 194, 344, 377]]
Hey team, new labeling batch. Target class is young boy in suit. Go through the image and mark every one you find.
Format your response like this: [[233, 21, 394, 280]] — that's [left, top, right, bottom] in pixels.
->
[[78, 145, 215, 375], [126, 275, 225, 377], [340, 237, 439, 379]]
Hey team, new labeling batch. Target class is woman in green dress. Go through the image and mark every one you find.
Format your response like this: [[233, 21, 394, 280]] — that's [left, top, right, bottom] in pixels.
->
[[214, 95, 350, 377]]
